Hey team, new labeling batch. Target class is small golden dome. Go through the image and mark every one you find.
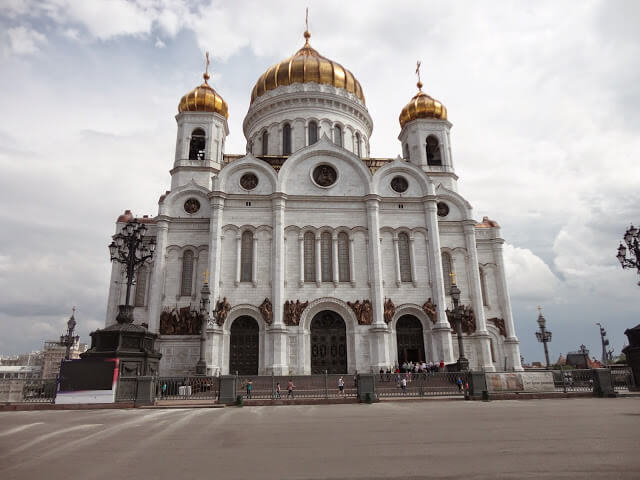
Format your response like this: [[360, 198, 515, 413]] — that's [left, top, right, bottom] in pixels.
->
[[399, 81, 447, 128], [178, 70, 229, 119], [250, 30, 365, 105]]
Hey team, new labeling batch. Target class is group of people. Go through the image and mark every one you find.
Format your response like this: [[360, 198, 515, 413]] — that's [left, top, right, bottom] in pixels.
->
[[243, 379, 297, 399], [379, 360, 446, 381]]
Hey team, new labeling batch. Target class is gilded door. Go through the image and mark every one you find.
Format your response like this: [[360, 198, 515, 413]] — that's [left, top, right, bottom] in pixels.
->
[[310, 311, 347, 374]]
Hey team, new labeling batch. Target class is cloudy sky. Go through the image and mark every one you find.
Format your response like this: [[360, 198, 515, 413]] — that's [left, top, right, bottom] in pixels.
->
[[1, 0, 639, 364]]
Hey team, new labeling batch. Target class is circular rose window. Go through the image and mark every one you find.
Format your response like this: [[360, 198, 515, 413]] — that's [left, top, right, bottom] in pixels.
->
[[184, 198, 200, 214], [437, 202, 449, 217], [240, 173, 258, 190], [391, 176, 408, 193], [312, 164, 337, 187]]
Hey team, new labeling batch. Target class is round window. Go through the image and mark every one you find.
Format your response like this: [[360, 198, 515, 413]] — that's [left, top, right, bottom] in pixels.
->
[[240, 173, 259, 191], [312, 164, 337, 187], [184, 198, 201, 214], [437, 202, 450, 217], [391, 176, 409, 193]]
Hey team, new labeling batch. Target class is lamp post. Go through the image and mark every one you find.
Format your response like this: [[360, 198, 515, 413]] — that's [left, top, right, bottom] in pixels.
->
[[60, 307, 80, 360], [108, 219, 156, 324], [535, 306, 552, 368], [196, 272, 211, 375], [450, 275, 469, 371], [617, 224, 640, 285], [596, 322, 610, 366]]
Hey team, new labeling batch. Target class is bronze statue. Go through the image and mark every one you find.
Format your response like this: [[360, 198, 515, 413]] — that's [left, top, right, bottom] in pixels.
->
[[215, 297, 231, 326], [488, 317, 507, 337], [283, 299, 308, 326], [383, 298, 395, 324], [445, 305, 476, 335], [422, 298, 437, 324], [159, 305, 203, 335], [259, 298, 273, 326], [347, 299, 373, 325]]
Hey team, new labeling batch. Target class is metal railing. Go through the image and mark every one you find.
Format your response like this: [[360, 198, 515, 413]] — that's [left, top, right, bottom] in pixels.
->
[[236, 374, 358, 399], [373, 372, 467, 397], [610, 366, 633, 391], [116, 377, 139, 402], [551, 369, 594, 393], [21, 380, 57, 403], [156, 376, 219, 401]]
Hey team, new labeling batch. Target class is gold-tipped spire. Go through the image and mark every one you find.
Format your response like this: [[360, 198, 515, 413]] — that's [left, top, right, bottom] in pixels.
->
[[304, 7, 311, 44], [203, 51, 211, 83], [178, 50, 228, 118], [450, 271, 457, 285], [415, 60, 423, 91], [398, 61, 447, 127]]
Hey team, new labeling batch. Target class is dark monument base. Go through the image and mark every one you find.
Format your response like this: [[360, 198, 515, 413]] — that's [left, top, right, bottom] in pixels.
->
[[623, 324, 640, 390]]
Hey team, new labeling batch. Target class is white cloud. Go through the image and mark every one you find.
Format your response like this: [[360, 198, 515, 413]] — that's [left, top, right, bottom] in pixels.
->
[[154, 37, 165, 48], [6, 25, 46, 55], [504, 244, 561, 302]]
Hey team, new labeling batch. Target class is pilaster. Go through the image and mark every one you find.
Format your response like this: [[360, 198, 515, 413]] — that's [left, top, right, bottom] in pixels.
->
[[269, 195, 288, 375], [147, 220, 169, 333]]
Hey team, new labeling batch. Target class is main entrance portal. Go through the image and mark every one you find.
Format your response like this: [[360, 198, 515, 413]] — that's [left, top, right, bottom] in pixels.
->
[[396, 315, 425, 364], [310, 310, 347, 374], [229, 316, 259, 375]]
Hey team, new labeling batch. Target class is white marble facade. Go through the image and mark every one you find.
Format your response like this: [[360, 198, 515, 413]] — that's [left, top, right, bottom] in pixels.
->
[[105, 35, 523, 376]]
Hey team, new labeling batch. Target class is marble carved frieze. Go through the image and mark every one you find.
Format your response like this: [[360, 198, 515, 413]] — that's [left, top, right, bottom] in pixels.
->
[[283, 300, 308, 326], [159, 306, 203, 335], [347, 299, 372, 325]]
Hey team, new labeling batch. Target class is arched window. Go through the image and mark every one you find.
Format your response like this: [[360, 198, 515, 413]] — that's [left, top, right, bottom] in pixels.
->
[[321, 232, 333, 282], [134, 264, 148, 307], [398, 233, 412, 282], [180, 250, 194, 296], [338, 232, 350, 282], [261, 130, 269, 155], [355, 132, 361, 157], [403, 143, 410, 160], [442, 252, 453, 293], [282, 123, 292, 155], [308, 121, 318, 145], [480, 267, 488, 306], [426, 135, 442, 166], [188, 128, 206, 160], [334, 125, 342, 147], [304, 232, 315, 282], [240, 231, 253, 282]]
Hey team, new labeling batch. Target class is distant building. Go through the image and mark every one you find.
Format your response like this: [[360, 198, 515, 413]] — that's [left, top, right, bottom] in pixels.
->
[[41, 340, 87, 379]]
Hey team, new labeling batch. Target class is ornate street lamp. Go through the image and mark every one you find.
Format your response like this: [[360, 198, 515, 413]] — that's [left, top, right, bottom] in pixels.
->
[[617, 224, 640, 285], [195, 272, 211, 375], [108, 219, 156, 324], [450, 275, 469, 371], [535, 306, 552, 368], [596, 322, 610, 366], [60, 307, 80, 360]]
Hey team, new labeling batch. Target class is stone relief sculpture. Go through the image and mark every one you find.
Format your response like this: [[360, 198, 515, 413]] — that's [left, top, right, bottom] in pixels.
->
[[283, 300, 308, 326], [347, 299, 373, 325], [159, 306, 203, 335], [422, 298, 437, 324], [445, 305, 476, 335], [383, 298, 395, 325], [214, 297, 231, 326], [488, 317, 507, 337], [259, 298, 273, 326]]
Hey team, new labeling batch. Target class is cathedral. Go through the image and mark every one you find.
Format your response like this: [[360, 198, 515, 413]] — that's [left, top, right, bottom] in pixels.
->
[[105, 28, 523, 376]]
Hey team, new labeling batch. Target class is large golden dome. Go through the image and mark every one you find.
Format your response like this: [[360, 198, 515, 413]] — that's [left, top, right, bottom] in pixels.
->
[[399, 81, 447, 127], [250, 30, 365, 105], [178, 71, 229, 119]]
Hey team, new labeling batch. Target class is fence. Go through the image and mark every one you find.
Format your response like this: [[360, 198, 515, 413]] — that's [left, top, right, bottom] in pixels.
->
[[373, 372, 467, 397], [610, 366, 633, 391], [236, 374, 358, 399], [116, 377, 139, 402], [551, 369, 595, 393], [156, 376, 219, 401]]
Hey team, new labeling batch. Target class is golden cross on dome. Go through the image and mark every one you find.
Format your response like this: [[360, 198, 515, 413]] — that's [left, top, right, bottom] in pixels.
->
[[203, 270, 210, 283], [449, 271, 456, 285], [203, 51, 211, 83], [303, 7, 311, 44], [537, 305, 542, 314], [72, 306, 76, 316], [305, 7, 309, 32], [415, 60, 423, 90]]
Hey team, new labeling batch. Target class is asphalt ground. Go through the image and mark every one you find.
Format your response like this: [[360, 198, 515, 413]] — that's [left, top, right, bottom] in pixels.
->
[[0, 398, 638, 480]]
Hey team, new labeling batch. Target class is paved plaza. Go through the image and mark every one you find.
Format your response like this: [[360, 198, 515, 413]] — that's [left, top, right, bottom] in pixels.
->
[[0, 398, 638, 479]]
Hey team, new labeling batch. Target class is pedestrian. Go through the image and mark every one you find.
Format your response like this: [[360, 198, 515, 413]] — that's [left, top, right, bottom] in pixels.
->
[[379, 368, 384, 382], [287, 379, 295, 399], [338, 376, 345, 395], [401, 376, 407, 395], [246, 379, 252, 399], [456, 377, 463, 392], [275, 382, 281, 399], [439, 360, 445, 371]]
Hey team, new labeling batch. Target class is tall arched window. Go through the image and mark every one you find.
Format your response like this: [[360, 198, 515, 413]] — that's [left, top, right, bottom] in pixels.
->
[[442, 252, 453, 293], [304, 232, 316, 282], [321, 232, 333, 282], [188, 128, 206, 160], [398, 233, 412, 282], [282, 123, 292, 155], [134, 264, 148, 307], [261, 130, 269, 155], [480, 267, 488, 306], [240, 231, 253, 282], [426, 135, 442, 166], [355, 132, 361, 157], [334, 125, 342, 147], [308, 121, 318, 145], [403, 143, 410, 160], [180, 250, 194, 296], [338, 232, 350, 282]]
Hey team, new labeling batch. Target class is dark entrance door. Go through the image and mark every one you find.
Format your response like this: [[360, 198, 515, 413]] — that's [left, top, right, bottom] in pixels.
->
[[229, 316, 259, 375], [396, 315, 425, 364], [310, 311, 347, 374]]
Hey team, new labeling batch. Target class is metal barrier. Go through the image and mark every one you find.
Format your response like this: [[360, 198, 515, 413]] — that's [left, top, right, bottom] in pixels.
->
[[373, 372, 467, 397], [116, 377, 138, 402], [610, 366, 633, 391], [22, 380, 57, 403], [235, 374, 358, 399], [551, 369, 594, 393], [156, 376, 219, 401]]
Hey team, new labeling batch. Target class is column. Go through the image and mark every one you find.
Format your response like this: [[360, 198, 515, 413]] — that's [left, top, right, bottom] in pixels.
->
[[492, 238, 523, 371], [332, 232, 339, 286], [349, 236, 356, 286], [365, 197, 390, 370], [298, 233, 304, 286], [252, 235, 258, 287], [315, 234, 321, 286], [234, 233, 241, 285], [423, 197, 454, 364], [147, 219, 169, 333], [463, 221, 494, 371], [392, 234, 401, 286], [269, 195, 288, 375], [207, 196, 225, 374], [409, 234, 417, 287]]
